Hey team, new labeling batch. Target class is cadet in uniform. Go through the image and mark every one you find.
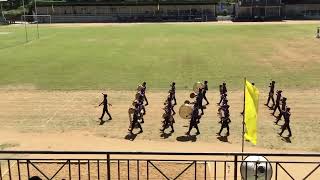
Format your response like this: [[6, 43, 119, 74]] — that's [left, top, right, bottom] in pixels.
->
[[167, 95, 176, 115], [186, 107, 201, 135], [217, 85, 223, 105], [217, 113, 231, 136], [265, 81, 275, 108], [137, 92, 146, 116], [99, 93, 112, 120], [279, 108, 292, 137], [218, 83, 227, 105], [222, 82, 227, 94], [170, 82, 177, 105], [196, 88, 204, 115], [203, 81, 209, 105], [275, 97, 287, 124], [218, 103, 230, 118], [141, 82, 149, 106], [129, 104, 143, 134], [161, 99, 175, 133], [272, 90, 282, 116]]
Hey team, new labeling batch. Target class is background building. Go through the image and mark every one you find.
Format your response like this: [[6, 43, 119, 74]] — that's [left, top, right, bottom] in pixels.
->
[[283, 0, 320, 19], [235, 0, 282, 21], [36, 0, 217, 23], [13, 0, 320, 23]]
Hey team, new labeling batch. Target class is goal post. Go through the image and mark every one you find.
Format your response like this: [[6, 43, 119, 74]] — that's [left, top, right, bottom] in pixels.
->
[[21, 14, 52, 24]]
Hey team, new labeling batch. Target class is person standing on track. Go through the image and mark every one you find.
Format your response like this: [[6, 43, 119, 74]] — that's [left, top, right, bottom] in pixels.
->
[[196, 88, 204, 115], [203, 80, 209, 105], [141, 82, 149, 106], [186, 107, 201, 135], [275, 97, 287, 124], [170, 82, 177, 105], [217, 112, 231, 136], [129, 103, 143, 134], [279, 108, 292, 137], [265, 80, 275, 108], [161, 96, 175, 133], [272, 90, 282, 116], [99, 93, 112, 121]]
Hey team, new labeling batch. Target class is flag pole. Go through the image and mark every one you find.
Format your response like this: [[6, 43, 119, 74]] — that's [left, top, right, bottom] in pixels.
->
[[242, 77, 246, 160]]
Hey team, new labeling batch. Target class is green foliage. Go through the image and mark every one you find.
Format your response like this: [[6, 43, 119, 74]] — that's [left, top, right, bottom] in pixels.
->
[[0, 143, 19, 150], [3, 6, 26, 19], [0, 24, 319, 90], [1, 0, 32, 11]]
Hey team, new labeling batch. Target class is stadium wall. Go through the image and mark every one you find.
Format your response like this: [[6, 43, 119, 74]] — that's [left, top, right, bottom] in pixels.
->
[[284, 4, 320, 19], [33, 2, 320, 22], [36, 4, 216, 23], [235, 5, 282, 21], [234, 0, 282, 21], [234, 0, 320, 21]]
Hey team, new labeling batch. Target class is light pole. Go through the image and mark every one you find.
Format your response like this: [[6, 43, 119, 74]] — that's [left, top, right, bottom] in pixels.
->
[[34, 0, 39, 38], [22, 0, 28, 42]]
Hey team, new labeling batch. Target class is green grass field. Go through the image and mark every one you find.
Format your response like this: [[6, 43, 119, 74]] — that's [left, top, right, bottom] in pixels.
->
[[1, 23, 320, 152], [1, 23, 319, 90]]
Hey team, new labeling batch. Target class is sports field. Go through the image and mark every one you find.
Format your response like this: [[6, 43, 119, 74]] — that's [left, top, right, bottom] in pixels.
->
[[1, 23, 319, 90], [0, 22, 320, 153]]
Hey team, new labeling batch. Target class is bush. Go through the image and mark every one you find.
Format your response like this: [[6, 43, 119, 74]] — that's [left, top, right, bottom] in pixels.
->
[[3, 7, 25, 19]]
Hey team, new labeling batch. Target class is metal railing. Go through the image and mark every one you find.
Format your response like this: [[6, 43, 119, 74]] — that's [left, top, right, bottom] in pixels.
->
[[0, 151, 319, 180]]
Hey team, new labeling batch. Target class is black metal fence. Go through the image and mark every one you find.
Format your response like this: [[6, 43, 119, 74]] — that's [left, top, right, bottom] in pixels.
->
[[0, 151, 319, 180]]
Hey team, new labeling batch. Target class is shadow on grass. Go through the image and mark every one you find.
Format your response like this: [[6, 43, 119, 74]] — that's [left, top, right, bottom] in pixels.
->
[[98, 119, 112, 125], [124, 127, 143, 141], [99, 119, 106, 125], [124, 132, 138, 141], [216, 135, 229, 143], [281, 137, 292, 143], [160, 131, 173, 139], [176, 135, 197, 142]]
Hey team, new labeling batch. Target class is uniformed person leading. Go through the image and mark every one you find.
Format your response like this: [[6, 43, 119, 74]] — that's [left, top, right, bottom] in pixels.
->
[[203, 80, 209, 105], [99, 93, 112, 120], [170, 82, 177, 105], [265, 81, 275, 108]]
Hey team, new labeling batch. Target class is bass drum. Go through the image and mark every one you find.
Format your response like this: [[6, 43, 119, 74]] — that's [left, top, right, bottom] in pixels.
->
[[193, 82, 204, 93], [162, 112, 168, 119], [128, 107, 135, 114], [179, 104, 193, 119], [137, 85, 143, 92], [135, 92, 142, 100]]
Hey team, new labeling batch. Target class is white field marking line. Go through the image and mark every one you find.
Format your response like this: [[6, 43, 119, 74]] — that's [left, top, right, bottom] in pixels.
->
[[44, 94, 76, 127]]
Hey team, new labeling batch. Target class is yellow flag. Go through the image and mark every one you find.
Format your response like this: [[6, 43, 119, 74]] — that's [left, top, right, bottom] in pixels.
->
[[244, 80, 259, 145]]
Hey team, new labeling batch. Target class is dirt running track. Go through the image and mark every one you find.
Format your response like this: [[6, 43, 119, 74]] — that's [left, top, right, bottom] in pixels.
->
[[0, 89, 319, 152], [0, 89, 320, 179]]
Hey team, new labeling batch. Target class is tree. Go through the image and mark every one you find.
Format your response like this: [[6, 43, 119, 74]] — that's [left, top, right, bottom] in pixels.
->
[[2, 0, 32, 11]]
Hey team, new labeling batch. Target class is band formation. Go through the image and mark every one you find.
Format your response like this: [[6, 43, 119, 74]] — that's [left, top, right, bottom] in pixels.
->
[[98, 80, 292, 138]]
